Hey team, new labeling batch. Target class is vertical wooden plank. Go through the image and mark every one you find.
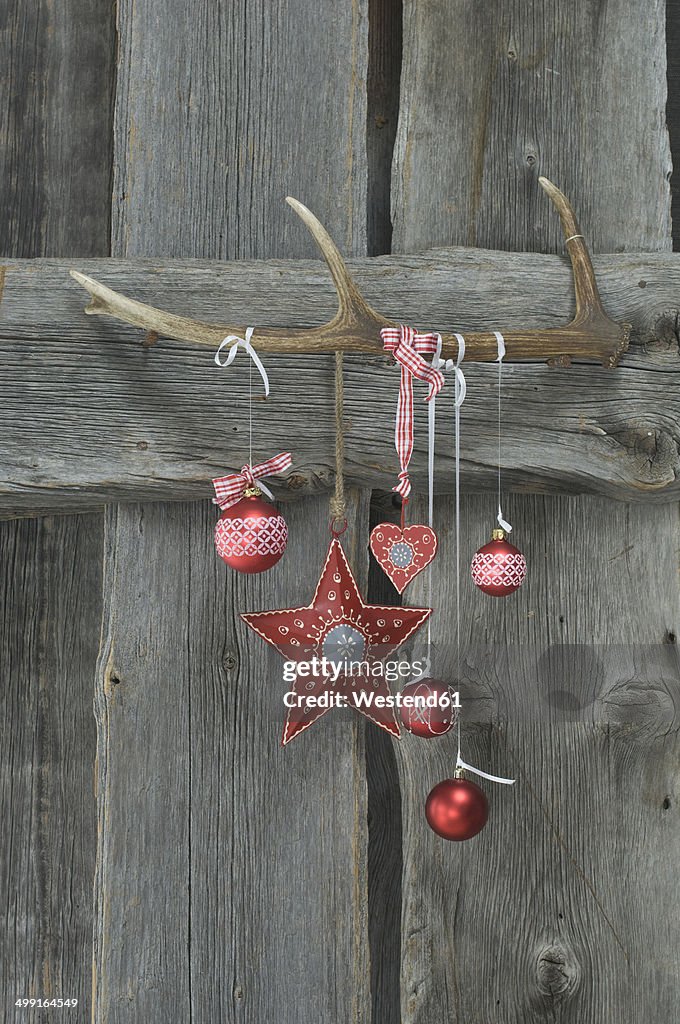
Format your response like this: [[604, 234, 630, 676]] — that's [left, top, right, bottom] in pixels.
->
[[187, 494, 370, 1023], [112, 0, 368, 259], [0, 2, 114, 1020], [392, 0, 671, 254], [93, 496, 371, 1022], [93, 503, 192, 1021], [392, 3, 679, 1022], [100, 2, 372, 1020], [0, 516, 103, 1021], [403, 495, 680, 1022], [0, 0, 115, 256]]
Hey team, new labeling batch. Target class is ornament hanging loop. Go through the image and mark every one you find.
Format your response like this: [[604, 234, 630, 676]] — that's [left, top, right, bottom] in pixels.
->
[[330, 517, 348, 537], [215, 326, 270, 396]]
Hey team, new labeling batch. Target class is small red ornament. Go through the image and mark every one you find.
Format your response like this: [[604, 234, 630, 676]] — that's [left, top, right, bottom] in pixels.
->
[[471, 528, 526, 597], [400, 678, 456, 738], [425, 772, 489, 841], [370, 523, 438, 593], [215, 490, 288, 574]]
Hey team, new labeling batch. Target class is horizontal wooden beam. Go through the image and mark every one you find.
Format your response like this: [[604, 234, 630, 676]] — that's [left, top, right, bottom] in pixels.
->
[[1, 248, 679, 514]]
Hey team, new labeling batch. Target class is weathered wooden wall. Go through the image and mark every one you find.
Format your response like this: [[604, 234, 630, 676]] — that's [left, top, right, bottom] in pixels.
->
[[92, 3, 372, 1021], [1, 0, 680, 1022], [393, 2, 680, 1022], [0, 1, 114, 1019]]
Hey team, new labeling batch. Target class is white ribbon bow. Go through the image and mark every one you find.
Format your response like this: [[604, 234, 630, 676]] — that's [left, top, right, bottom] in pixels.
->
[[215, 327, 270, 396]]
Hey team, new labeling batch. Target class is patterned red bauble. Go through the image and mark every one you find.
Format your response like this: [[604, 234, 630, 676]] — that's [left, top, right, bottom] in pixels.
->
[[470, 528, 526, 597], [215, 491, 287, 573], [425, 774, 489, 841], [400, 678, 457, 738]]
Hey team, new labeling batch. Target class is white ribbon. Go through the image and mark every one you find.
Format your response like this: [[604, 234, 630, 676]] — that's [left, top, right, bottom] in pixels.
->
[[494, 330, 512, 533], [215, 327, 270, 396], [252, 478, 274, 500], [443, 332, 514, 788], [456, 754, 515, 785], [427, 333, 466, 525]]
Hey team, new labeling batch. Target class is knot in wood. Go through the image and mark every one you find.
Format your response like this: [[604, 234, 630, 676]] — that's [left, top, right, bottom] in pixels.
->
[[608, 423, 678, 491], [534, 943, 580, 1001], [597, 676, 678, 741]]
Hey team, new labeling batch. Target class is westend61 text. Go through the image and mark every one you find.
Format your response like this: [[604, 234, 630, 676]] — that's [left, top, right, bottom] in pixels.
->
[[282, 689, 461, 710]]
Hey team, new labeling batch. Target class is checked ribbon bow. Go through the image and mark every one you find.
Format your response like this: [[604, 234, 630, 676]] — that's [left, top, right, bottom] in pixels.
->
[[381, 325, 444, 499], [212, 453, 292, 509]]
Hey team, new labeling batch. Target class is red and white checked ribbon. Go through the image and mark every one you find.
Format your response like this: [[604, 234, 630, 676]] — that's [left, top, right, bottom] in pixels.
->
[[381, 325, 445, 498], [212, 452, 292, 509]]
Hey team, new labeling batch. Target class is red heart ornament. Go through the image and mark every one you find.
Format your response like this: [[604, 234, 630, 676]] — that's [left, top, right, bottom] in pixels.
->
[[369, 523, 438, 594]]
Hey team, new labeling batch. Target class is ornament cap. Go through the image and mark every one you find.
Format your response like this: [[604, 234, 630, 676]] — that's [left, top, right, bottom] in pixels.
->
[[491, 527, 507, 541], [454, 766, 466, 779], [243, 486, 263, 498]]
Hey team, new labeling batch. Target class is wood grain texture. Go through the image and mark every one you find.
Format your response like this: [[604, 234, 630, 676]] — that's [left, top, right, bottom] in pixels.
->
[[392, 0, 672, 256], [400, 494, 680, 1022], [95, 2, 373, 1020], [93, 495, 371, 1022], [0, 0, 115, 257], [112, 0, 368, 260], [2, 249, 680, 513], [392, 2, 679, 1022], [189, 494, 370, 1023], [0, 1, 113, 1017], [0, 515, 102, 1023]]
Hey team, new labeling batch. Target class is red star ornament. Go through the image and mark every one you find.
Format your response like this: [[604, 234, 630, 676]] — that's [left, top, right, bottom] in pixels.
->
[[241, 537, 432, 744]]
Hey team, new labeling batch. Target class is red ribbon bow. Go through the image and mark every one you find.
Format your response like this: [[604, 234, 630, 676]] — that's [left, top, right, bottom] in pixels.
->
[[212, 452, 292, 509], [381, 325, 444, 498]]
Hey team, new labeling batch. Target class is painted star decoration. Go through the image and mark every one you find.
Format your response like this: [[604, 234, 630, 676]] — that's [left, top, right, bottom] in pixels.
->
[[242, 538, 432, 744]]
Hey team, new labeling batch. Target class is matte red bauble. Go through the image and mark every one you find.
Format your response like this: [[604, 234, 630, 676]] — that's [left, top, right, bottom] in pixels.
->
[[470, 528, 527, 597], [215, 492, 287, 573], [425, 774, 489, 841], [400, 678, 457, 738]]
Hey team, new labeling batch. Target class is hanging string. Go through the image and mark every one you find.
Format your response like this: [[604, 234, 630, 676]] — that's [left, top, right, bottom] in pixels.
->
[[451, 330, 514, 785], [214, 327, 277, 487], [494, 330, 512, 533], [329, 351, 347, 529], [425, 334, 443, 654], [452, 333, 466, 766]]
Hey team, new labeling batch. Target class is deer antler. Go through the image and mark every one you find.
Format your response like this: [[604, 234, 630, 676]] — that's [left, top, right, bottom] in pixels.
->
[[70, 179, 629, 367]]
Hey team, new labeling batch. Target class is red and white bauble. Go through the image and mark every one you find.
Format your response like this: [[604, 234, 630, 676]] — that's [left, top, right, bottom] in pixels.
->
[[400, 678, 457, 738], [471, 528, 526, 597], [425, 772, 489, 841], [215, 490, 287, 574]]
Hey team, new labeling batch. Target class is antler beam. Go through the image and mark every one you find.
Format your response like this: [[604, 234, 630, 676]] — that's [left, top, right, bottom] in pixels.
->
[[70, 178, 629, 367]]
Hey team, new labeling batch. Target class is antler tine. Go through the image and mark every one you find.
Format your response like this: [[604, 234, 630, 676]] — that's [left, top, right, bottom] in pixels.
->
[[538, 176, 603, 319], [285, 196, 384, 327]]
